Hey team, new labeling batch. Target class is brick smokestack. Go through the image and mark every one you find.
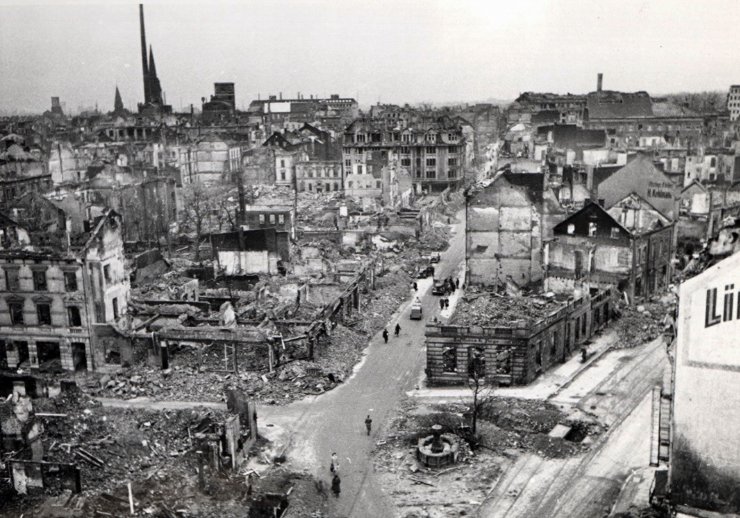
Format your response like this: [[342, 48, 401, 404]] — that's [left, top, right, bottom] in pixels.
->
[[597, 73, 603, 92]]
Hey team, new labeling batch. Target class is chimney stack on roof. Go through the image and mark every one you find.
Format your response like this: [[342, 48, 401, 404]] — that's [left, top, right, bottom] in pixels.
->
[[597, 73, 603, 93]]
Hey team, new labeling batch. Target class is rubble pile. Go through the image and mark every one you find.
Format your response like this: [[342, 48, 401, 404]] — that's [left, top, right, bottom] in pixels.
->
[[612, 301, 665, 349], [415, 225, 450, 252], [36, 394, 228, 494], [451, 288, 568, 327], [345, 268, 414, 336], [476, 397, 602, 458], [11, 391, 330, 517]]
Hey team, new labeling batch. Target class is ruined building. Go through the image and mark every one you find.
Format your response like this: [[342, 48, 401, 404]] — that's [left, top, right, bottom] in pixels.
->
[[0, 196, 129, 373], [466, 171, 564, 287], [201, 82, 236, 124], [545, 198, 674, 303], [343, 117, 468, 194]]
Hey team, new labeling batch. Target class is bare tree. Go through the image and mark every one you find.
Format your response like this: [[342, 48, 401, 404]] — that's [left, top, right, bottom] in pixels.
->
[[180, 181, 220, 261], [467, 348, 494, 441]]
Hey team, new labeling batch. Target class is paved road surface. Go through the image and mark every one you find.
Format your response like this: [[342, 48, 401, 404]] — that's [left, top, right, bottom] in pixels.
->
[[308, 217, 463, 517], [478, 337, 668, 517], [270, 213, 466, 518]]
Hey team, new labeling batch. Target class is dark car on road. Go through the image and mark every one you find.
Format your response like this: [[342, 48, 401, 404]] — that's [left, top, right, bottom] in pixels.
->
[[431, 279, 448, 295], [417, 265, 435, 279], [427, 253, 441, 263]]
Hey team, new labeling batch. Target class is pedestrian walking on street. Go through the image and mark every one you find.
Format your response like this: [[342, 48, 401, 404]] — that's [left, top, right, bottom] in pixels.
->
[[394, 323, 401, 336], [365, 414, 373, 435], [455, 278, 460, 289], [330, 452, 338, 474], [382, 328, 389, 344], [439, 298, 445, 310], [331, 474, 341, 497], [445, 298, 450, 309], [413, 282, 418, 291]]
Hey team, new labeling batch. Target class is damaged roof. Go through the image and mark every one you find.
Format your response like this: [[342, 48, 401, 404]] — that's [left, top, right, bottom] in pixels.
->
[[586, 91, 653, 119], [538, 124, 607, 149], [502, 171, 545, 203]]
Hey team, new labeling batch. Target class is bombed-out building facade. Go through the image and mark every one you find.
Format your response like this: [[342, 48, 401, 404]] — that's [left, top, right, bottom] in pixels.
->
[[0, 207, 129, 374]]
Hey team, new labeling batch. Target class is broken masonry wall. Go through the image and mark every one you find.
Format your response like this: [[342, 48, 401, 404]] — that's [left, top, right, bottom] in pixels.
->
[[216, 250, 278, 275], [545, 235, 633, 294], [84, 214, 130, 323], [91, 324, 133, 373], [466, 182, 537, 287], [425, 288, 615, 386], [9, 460, 82, 495]]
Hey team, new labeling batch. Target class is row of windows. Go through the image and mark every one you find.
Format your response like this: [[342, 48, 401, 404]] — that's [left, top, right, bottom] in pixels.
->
[[8, 302, 82, 327], [352, 132, 459, 144], [346, 180, 382, 190], [299, 181, 341, 192], [298, 168, 340, 179], [258, 213, 286, 225], [614, 122, 701, 132], [5, 269, 78, 292], [349, 145, 460, 155]]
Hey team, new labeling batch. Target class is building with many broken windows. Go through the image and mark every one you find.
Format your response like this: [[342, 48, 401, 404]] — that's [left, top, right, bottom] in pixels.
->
[[342, 117, 469, 194], [544, 197, 674, 303], [0, 200, 129, 373]]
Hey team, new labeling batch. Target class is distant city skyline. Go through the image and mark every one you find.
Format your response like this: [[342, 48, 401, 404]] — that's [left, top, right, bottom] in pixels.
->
[[1, 0, 740, 114]]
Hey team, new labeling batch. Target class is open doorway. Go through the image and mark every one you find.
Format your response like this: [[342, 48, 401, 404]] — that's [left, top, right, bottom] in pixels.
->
[[37, 342, 62, 373], [15, 341, 29, 368], [71, 343, 87, 371]]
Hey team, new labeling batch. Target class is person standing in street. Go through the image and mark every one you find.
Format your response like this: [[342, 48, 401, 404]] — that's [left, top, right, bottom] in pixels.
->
[[331, 474, 341, 497], [439, 298, 445, 310], [365, 414, 372, 435], [413, 281, 418, 291], [382, 328, 389, 344], [330, 452, 338, 474], [455, 278, 460, 289], [394, 323, 401, 336], [445, 298, 450, 309]]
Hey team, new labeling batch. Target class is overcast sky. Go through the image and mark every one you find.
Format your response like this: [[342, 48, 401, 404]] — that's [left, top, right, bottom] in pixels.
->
[[1, 0, 739, 114]]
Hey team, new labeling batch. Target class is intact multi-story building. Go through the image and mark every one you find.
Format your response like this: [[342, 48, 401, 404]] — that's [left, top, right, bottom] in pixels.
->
[[295, 159, 343, 193], [728, 84, 740, 121], [342, 117, 468, 193]]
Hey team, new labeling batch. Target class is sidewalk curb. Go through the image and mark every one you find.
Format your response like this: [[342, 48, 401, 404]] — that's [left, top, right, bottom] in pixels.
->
[[547, 332, 616, 401]]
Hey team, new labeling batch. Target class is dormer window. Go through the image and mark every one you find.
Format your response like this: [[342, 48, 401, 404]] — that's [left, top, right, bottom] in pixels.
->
[[567, 224, 575, 235]]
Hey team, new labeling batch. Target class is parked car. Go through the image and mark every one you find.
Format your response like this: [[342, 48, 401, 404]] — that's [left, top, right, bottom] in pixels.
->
[[416, 265, 435, 279], [431, 279, 448, 295]]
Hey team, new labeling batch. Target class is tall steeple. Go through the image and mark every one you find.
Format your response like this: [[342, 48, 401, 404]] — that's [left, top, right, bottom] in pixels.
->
[[139, 4, 150, 104], [114, 86, 124, 113], [137, 4, 170, 114], [148, 46, 163, 105]]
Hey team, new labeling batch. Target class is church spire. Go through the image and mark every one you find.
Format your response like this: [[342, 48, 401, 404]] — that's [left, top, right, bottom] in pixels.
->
[[148, 45, 163, 105], [139, 4, 150, 104], [114, 86, 124, 114], [148, 45, 157, 78]]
